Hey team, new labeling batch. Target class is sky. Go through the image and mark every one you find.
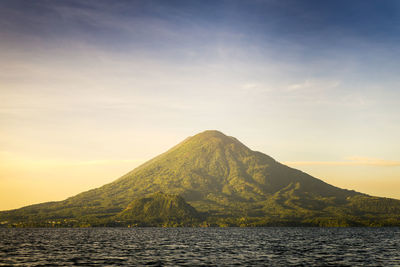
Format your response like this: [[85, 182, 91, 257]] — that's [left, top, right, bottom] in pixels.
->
[[1, 0, 400, 210]]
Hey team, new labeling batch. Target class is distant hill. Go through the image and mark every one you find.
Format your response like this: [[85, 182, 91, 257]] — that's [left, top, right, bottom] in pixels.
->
[[116, 192, 200, 227], [1, 130, 400, 227]]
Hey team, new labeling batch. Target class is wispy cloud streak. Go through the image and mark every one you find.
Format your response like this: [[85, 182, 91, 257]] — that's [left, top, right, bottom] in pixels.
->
[[285, 157, 400, 167]]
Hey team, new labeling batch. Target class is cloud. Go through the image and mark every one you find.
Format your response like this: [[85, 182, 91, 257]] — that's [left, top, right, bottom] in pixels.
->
[[241, 83, 271, 94], [287, 79, 340, 92], [0, 151, 145, 167], [63, 159, 145, 166], [284, 157, 400, 167]]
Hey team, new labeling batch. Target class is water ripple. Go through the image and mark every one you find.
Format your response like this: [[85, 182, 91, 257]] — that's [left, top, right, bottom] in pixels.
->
[[0, 227, 399, 266]]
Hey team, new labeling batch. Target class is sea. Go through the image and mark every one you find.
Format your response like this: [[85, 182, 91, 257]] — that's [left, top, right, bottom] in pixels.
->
[[1, 227, 399, 266]]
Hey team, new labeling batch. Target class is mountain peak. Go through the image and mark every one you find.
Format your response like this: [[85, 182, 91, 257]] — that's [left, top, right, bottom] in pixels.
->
[[194, 130, 227, 138], [188, 130, 230, 142], [185, 130, 242, 147]]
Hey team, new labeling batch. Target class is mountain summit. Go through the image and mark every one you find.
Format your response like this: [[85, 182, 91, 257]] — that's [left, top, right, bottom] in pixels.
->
[[1, 130, 400, 227]]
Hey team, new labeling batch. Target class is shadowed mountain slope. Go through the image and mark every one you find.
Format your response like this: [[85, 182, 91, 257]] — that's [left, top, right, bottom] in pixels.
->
[[1, 130, 400, 227], [116, 192, 200, 226]]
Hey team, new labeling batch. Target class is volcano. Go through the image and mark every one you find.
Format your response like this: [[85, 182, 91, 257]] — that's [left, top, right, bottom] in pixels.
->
[[1, 130, 400, 227]]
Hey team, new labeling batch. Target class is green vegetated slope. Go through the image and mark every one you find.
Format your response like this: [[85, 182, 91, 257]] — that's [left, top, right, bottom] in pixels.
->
[[1, 130, 400, 227], [116, 192, 200, 227]]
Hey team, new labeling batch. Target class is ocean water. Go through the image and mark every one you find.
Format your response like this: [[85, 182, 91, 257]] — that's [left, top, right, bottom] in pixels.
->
[[0, 227, 399, 266]]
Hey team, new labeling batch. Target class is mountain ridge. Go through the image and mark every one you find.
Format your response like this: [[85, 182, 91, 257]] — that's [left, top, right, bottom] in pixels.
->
[[1, 130, 399, 227]]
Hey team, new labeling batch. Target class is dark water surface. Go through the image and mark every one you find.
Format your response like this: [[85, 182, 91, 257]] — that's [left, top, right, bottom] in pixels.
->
[[1, 227, 399, 266]]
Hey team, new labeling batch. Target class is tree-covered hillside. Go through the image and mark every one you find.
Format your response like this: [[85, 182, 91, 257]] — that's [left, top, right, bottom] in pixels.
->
[[1, 130, 400, 227]]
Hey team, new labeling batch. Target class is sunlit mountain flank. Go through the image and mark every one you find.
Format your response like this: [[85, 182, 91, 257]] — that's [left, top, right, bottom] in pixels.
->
[[1, 131, 399, 227]]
